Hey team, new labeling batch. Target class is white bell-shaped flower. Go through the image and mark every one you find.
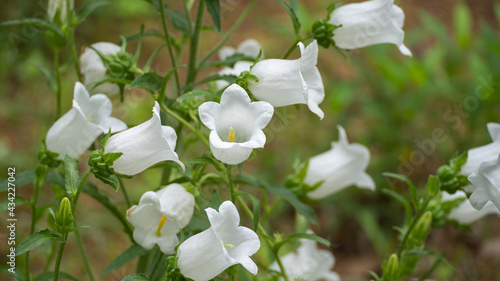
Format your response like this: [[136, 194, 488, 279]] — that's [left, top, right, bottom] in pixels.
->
[[270, 230, 340, 281], [199, 84, 274, 165], [126, 184, 194, 254], [305, 126, 375, 199], [218, 39, 263, 61], [104, 102, 184, 175], [329, 0, 412, 56], [469, 155, 500, 212], [248, 40, 325, 119], [177, 201, 260, 281], [441, 191, 500, 225], [460, 123, 500, 176], [46, 82, 127, 160], [80, 42, 121, 96]]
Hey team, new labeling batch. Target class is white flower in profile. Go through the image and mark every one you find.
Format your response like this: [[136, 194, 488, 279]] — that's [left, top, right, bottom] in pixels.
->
[[80, 42, 122, 96], [46, 82, 127, 160], [104, 102, 184, 175], [329, 0, 412, 56], [218, 39, 263, 61], [469, 155, 500, 212], [460, 123, 500, 176], [177, 201, 260, 281], [248, 40, 325, 119], [198, 84, 274, 165], [270, 230, 340, 281], [126, 184, 195, 254], [305, 126, 375, 199], [441, 191, 500, 224]]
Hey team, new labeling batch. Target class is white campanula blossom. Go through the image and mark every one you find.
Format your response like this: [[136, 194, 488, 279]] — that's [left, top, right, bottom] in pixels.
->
[[126, 184, 195, 254], [441, 191, 500, 225], [198, 84, 274, 165], [177, 201, 260, 281], [46, 82, 127, 160], [216, 39, 263, 90], [270, 230, 340, 281], [80, 42, 121, 96], [329, 0, 412, 56], [469, 155, 500, 212], [460, 123, 500, 176], [248, 40, 325, 119], [104, 102, 184, 175], [305, 126, 375, 199]]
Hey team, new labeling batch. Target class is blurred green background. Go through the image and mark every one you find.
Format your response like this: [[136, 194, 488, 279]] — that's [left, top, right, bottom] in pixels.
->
[[1, 0, 500, 280]]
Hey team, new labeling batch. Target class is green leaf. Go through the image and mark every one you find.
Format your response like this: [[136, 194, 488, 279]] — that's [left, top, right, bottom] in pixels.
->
[[64, 155, 80, 196], [272, 233, 330, 254], [35, 271, 79, 281], [0, 18, 66, 45], [122, 273, 150, 281], [383, 172, 418, 208], [0, 196, 28, 211], [177, 89, 217, 101], [206, 0, 221, 32], [103, 245, 150, 276], [235, 175, 318, 224], [95, 173, 120, 191], [453, 2, 472, 48], [28, 62, 57, 93], [426, 175, 440, 196], [84, 183, 133, 237], [165, 9, 191, 34], [0, 267, 25, 281], [187, 156, 225, 172], [273, 0, 301, 36], [77, 0, 109, 24], [15, 229, 64, 256], [0, 171, 63, 192], [144, 44, 166, 72], [130, 72, 163, 92], [183, 74, 237, 92], [236, 192, 261, 231]]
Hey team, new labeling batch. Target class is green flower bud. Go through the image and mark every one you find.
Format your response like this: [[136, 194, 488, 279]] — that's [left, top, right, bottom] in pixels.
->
[[410, 211, 432, 247], [382, 254, 400, 281], [47, 0, 74, 26], [311, 19, 338, 49], [55, 197, 74, 233]]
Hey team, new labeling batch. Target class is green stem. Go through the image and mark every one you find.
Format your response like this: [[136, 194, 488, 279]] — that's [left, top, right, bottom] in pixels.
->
[[198, 0, 259, 68], [44, 241, 56, 272], [186, 0, 205, 85], [397, 196, 432, 258], [54, 48, 62, 119], [158, 102, 210, 148], [149, 253, 164, 279], [53, 233, 68, 281], [282, 39, 299, 59], [68, 29, 83, 82], [26, 165, 46, 280], [75, 230, 95, 281], [159, 0, 181, 96], [226, 165, 236, 202], [119, 178, 132, 208], [71, 170, 91, 216]]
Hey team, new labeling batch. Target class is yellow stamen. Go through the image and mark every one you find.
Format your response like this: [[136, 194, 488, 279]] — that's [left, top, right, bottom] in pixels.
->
[[155, 215, 167, 236], [87, 117, 93, 122], [221, 239, 235, 248], [228, 127, 235, 143]]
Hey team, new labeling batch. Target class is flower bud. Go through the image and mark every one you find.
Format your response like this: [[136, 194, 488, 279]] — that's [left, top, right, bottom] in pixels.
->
[[382, 254, 399, 281], [411, 211, 432, 246], [312, 19, 337, 48], [55, 197, 74, 233], [47, 0, 74, 26]]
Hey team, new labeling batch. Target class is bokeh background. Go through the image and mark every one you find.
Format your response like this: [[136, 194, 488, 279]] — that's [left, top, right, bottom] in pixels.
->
[[1, 0, 500, 280]]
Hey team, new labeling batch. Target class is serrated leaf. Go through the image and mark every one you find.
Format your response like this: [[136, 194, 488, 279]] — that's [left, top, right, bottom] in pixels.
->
[[35, 271, 79, 281], [272, 233, 330, 254], [15, 229, 64, 256], [77, 0, 109, 24], [103, 245, 149, 276], [122, 273, 150, 281], [130, 72, 163, 92], [206, 0, 221, 32], [165, 9, 191, 34], [177, 89, 217, 101], [64, 155, 79, 195]]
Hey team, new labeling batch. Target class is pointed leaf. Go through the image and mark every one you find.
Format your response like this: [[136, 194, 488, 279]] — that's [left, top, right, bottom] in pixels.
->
[[15, 229, 64, 256], [206, 0, 221, 32], [0, 18, 66, 44], [103, 245, 149, 276], [165, 9, 191, 34], [130, 72, 163, 92], [122, 273, 150, 281], [77, 0, 109, 24], [64, 155, 80, 195]]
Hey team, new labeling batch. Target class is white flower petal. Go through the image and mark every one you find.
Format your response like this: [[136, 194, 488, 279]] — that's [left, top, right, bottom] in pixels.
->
[[469, 155, 500, 211], [46, 108, 103, 160], [306, 126, 374, 199], [442, 191, 500, 224], [106, 102, 183, 175], [461, 123, 500, 176], [80, 42, 121, 96], [218, 46, 236, 61], [237, 39, 263, 58], [156, 184, 195, 228]]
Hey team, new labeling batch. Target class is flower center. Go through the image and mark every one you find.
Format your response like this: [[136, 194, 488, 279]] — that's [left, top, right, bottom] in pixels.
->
[[221, 239, 235, 248], [155, 215, 167, 236], [228, 127, 235, 143]]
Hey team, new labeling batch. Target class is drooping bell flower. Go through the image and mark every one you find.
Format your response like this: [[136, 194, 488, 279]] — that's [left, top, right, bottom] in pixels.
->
[[460, 123, 500, 176], [46, 82, 127, 160], [305, 126, 375, 199], [328, 0, 412, 56], [248, 40, 325, 119], [198, 84, 274, 165], [126, 184, 195, 254], [104, 102, 184, 175], [441, 191, 500, 225], [80, 42, 122, 96], [469, 155, 500, 212], [177, 201, 260, 281], [269, 230, 340, 281]]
